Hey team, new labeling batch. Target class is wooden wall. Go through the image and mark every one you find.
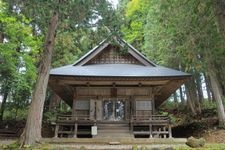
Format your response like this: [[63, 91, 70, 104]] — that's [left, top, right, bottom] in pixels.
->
[[71, 86, 157, 120]]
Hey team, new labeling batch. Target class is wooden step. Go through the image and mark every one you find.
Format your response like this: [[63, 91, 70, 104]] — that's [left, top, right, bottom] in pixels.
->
[[96, 133, 133, 138], [98, 126, 129, 130], [97, 124, 129, 127], [98, 130, 130, 134]]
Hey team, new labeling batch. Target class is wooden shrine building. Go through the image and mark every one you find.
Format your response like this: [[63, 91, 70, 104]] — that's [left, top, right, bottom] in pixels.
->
[[49, 37, 190, 138]]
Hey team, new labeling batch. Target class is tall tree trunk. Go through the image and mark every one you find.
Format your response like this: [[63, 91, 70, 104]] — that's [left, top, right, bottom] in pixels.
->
[[0, 87, 10, 121], [185, 84, 197, 116], [173, 92, 178, 109], [208, 70, 225, 126], [179, 87, 185, 104], [196, 74, 204, 103], [187, 78, 202, 115], [214, 0, 225, 96], [204, 73, 213, 101], [20, 11, 59, 146], [0, 33, 4, 43], [215, 0, 225, 42]]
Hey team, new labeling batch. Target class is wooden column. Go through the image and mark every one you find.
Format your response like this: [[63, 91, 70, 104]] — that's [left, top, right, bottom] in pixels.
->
[[152, 99, 155, 114], [73, 117, 78, 138], [149, 87, 154, 138], [72, 89, 77, 138], [168, 124, 172, 138], [149, 87, 155, 114], [72, 89, 77, 117], [54, 124, 59, 138], [149, 124, 153, 138], [163, 127, 166, 138]]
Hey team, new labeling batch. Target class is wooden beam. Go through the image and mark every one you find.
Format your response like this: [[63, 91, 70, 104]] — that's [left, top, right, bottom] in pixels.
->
[[58, 80, 169, 86]]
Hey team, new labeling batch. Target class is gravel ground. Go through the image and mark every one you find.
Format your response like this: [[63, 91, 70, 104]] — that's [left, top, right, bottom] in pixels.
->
[[48, 143, 187, 150]]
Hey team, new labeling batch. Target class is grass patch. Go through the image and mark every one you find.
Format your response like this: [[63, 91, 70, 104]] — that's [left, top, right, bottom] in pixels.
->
[[174, 143, 225, 150]]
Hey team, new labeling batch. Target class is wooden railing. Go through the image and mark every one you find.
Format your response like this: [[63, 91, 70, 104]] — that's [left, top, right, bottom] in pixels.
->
[[56, 114, 91, 122], [131, 115, 170, 123], [54, 114, 172, 138], [54, 114, 95, 138], [130, 115, 172, 138]]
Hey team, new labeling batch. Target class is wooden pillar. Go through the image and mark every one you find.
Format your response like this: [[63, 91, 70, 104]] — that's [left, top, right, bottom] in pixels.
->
[[54, 124, 59, 138], [72, 89, 77, 117], [163, 127, 166, 138], [168, 124, 172, 138], [159, 128, 161, 138], [149, 124, 153, 138], [149, 87, 155, 114], [152, 99, 155, 114], [72, 89, 77, 138], [73, 117, 78, 138], [125, 99, 130, 121]]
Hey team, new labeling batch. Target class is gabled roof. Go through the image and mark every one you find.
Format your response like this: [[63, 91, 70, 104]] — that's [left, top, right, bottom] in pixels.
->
[[50, 36, 190, 78], [73, 36, 156, 66]]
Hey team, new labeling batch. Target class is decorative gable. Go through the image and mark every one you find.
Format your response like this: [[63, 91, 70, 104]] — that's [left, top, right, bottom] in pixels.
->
[[74, 36, 156, 67], [86, 44, 142, 65]]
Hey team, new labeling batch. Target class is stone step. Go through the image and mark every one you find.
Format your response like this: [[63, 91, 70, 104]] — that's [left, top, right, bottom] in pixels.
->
[[97, 124, 129, 127], [96, 133, 133, 138], [47, 144, 188, 150], [97, 124, 129, 130], [98, 126, 129, 130], [97, 129, 130, 134]]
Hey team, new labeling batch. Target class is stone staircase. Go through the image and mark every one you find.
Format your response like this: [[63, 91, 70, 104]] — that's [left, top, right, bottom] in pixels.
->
[[95, 123, 133, 138]]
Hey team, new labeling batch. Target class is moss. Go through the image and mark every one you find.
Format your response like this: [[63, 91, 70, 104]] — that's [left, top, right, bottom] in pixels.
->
[[186, 136, 205, 148], [37, 143, 52, 150], [1, 141, 20, 150], [141, 145, 147, 150], [174, 143, 225, 150], [132, 144, 138, 150], [79, 145, 87, 150]]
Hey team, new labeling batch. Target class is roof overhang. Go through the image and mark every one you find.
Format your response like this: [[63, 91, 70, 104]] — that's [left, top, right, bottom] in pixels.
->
[[49, 74, 190, 108]]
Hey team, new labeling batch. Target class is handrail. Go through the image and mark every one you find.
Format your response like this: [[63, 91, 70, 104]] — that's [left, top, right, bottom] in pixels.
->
[[131, 115, 170, 122], [57, 114, 91, 121]]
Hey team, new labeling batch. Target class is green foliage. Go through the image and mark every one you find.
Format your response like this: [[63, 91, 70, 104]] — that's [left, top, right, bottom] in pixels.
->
[[0, 1, 41, 120], [43, 109, 57, 123], [140, 145, 147, 150], [121, 0, 149, 50], [0, 0, 116, 123], [132, 145, 138, 150], [3, 105, 28, 120], [1, 141, 20, 150]]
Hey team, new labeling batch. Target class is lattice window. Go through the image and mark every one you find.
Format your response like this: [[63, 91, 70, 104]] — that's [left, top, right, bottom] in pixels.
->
[[87, 45, 142, 64]]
